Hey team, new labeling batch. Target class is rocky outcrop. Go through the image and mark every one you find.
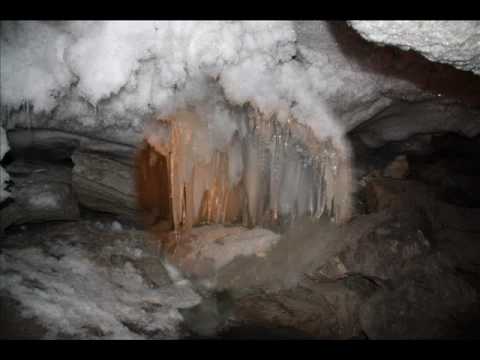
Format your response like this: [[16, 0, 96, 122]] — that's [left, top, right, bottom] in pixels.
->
[[317, 208, 432, 281], [232, 274, 377, 339], [0, 160, 80, 231], [71, 150, 138, 220], [352, 100, 480, 148], [6, 128, 136, 162], [359, 255, 479, 339], [349, 21, 480, 76]]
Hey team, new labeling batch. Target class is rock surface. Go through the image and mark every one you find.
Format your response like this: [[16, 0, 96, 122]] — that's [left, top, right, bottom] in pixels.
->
[[71, 150, 138, 220], [353, 100, 480, 148], [349, 21, 480, 75], [317, 209, 432, 281], [383, 155, 409, 179], [0, 126, 10, 203], [6, 128, 135, 163], [232, 274, 377, 339], [0, 160, 80, 231], [359, 255, 479, 339], [160, 225, 280, 279]]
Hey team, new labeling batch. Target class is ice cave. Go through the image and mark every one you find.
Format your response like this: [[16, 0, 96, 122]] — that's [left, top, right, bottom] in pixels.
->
[[1, 20, 480, 340]]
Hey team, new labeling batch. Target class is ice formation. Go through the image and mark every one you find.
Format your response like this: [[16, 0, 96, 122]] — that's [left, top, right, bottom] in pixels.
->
[[0, 21, 343, 138], [139, 109, 352, 231], [1, 21, 354, 227]]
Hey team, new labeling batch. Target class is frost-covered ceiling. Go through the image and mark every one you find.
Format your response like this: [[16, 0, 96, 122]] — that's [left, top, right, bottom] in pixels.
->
[[1, 21, 341, 140], [1, 20, 480, 147]]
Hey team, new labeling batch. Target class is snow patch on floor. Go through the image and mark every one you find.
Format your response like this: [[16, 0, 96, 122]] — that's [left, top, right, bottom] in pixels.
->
[[0, 231, 201, 339]]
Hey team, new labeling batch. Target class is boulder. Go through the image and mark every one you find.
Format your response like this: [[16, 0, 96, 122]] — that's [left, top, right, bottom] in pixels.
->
[[232, 274, 377, 339], [317, 209, 432, 281], [359, 255, 479, 339]]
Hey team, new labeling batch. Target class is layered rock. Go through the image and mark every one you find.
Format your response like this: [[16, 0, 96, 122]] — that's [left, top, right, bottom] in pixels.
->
[[6, 128, 136, 162], [0, 160, 80, 231], [352, 100, 480, 148], [71, 150, 138, 220]]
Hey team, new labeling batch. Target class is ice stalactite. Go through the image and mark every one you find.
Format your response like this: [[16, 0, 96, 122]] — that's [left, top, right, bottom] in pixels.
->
[[138, 106, 353, 234]]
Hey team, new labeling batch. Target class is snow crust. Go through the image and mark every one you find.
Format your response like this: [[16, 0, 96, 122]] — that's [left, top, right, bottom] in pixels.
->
[[1, 21, 341, 140], [0, 227, 201, 339]]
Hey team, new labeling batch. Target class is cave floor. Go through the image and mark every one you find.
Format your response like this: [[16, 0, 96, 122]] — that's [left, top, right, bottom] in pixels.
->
[[0, 216, 204, 339], [3, 170, 480, 339]]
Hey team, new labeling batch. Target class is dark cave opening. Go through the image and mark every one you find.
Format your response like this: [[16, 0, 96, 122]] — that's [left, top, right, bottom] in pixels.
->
[[349, 132, 480, 212], [135, 141, 173, 232]]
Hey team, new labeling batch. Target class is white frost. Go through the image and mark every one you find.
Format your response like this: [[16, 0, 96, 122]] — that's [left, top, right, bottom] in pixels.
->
[[0, 237, 201, 339], [28, 192, 59, 209], [1, 21, 342, 140]]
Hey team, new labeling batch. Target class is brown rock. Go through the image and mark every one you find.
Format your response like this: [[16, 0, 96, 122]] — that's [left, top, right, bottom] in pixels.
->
[[383, 155, 409, 179]]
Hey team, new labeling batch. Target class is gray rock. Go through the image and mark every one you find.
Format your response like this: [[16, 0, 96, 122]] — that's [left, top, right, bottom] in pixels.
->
[[7, 128, 136, 162], [359, 255, 479, 339], [232, 275, 377, 339], [0, 127, 9, 160], [318, 209, 432, 281], [354, 100, 480, 148], [71, 150, 138, 220], [0, 161, 80, 230], [1, 126, 11, 203], [136, 257, 172, 288], [349, 21, 480, 75]]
